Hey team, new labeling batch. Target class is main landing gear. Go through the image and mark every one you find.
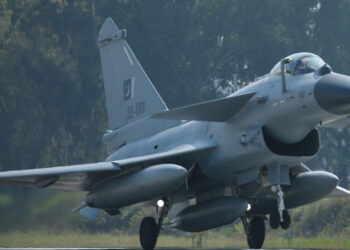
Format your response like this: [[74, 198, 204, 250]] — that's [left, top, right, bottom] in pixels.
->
[[139, 217, 158, 250], [139, 200, 170, 250], [269, 184, 291, 230], [242, 216, 266, 249], [269, 209, 291, 230]]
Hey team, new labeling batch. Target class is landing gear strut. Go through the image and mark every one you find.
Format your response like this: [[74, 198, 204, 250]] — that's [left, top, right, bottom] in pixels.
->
[[269, 184, 292, 230], [242, 216, 265, 249], [271, 184, 285, 222], [139, 200, 170, 250]]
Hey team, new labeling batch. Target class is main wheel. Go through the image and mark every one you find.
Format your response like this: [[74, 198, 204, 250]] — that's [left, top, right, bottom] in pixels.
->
[[139, 217, 158, 250], [281, 210, 291, 230], [247, 216, 265, 249], [269, 210, 280, 229]]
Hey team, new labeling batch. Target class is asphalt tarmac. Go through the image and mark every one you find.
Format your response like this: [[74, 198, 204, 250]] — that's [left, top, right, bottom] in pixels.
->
[[0, 247, 324, 250]]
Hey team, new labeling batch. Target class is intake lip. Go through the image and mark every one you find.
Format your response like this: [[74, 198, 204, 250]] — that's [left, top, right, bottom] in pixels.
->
[[314, 73, 350, 115]]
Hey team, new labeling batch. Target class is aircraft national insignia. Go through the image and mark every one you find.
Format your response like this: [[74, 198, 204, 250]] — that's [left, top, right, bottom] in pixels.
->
[[123, 78, 134, 101]]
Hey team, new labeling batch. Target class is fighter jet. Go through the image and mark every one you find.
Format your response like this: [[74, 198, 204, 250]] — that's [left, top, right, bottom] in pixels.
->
[[1, 17, 350, 249]]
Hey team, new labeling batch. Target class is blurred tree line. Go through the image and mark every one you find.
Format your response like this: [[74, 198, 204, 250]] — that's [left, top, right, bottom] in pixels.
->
[[0, 0, 349, 236]]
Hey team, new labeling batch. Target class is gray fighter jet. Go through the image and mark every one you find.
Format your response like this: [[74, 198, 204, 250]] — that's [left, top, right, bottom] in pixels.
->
[[1, 18, 350, 249]]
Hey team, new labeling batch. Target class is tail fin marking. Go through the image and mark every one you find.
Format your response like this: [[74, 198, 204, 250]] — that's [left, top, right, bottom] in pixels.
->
[[98, 18, 167, 130]]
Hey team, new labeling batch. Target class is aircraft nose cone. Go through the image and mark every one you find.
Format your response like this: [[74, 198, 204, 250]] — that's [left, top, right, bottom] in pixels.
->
[[314, 73, 350, 115]]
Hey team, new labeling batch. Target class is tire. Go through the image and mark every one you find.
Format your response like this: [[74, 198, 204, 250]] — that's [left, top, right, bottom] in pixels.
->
[[247, 216, 265, 249], [281, 210, 291, 230], [139, 217, 158, 250], [269, 211, 280, 229]]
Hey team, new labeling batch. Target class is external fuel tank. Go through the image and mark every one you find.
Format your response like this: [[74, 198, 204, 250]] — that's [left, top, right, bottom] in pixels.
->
[[171, 197, 248, 232], [86, 164, 187, 209]]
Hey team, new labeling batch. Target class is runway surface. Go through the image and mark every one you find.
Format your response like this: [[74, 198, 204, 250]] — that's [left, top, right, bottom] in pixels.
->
[[0, 247, 324, 250]]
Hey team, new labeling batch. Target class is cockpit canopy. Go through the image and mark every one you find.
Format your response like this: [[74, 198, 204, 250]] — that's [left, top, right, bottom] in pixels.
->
[[270, 52, 327, 76]]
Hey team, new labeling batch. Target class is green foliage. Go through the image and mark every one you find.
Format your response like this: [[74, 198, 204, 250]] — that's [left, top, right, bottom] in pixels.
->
[[291, 199, 350, 237], [0, 194, 12, 208]]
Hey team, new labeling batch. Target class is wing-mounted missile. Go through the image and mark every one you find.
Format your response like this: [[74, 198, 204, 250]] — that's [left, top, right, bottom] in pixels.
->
[[85, 164, 187, 210], [171, 197, 248, 232], [151, 93, 255, 122]]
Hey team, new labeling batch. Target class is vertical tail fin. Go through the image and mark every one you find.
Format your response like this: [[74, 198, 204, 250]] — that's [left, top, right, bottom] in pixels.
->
[[98, 18, 167, 130]]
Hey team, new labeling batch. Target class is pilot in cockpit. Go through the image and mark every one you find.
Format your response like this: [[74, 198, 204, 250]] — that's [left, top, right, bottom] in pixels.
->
[[270, 53, 329, 76], [294, 55, 325, 75]]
